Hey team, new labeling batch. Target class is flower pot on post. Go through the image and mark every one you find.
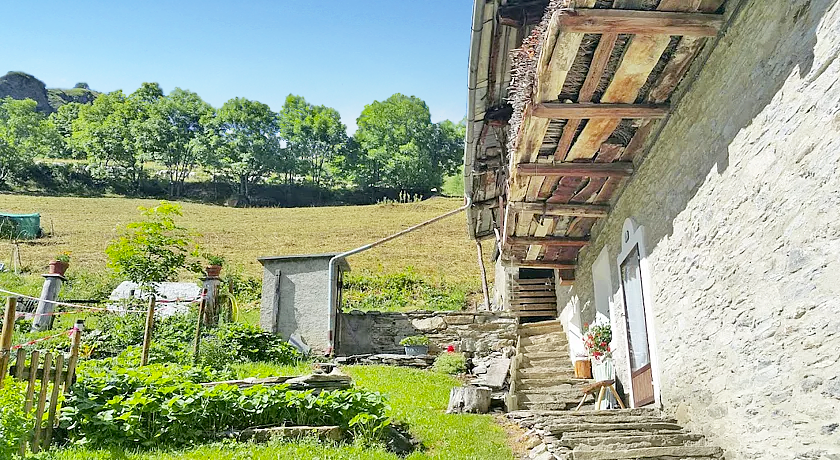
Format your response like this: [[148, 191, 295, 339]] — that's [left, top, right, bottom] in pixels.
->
[[48, 260, 69, 276]]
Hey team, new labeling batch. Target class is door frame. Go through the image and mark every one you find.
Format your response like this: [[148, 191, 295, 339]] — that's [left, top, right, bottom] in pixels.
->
[[616, 218, 661, 408]]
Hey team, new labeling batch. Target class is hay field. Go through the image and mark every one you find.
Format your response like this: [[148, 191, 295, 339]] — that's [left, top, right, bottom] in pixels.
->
[[1, 194, 493, 289]]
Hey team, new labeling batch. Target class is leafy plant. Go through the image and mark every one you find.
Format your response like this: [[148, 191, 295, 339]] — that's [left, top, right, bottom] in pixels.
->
[[583, 323, 612, 360], [217, 323, 302, 364], [55, 251, 72, 263], [432, 352, 466, 375], [60, 362, 388, 448], [0, 377, 34, 457], [204, 253, 225, 266], [105, 201, 201, 292], [342, 268, 467, 312], [399, 335, 429, 347]]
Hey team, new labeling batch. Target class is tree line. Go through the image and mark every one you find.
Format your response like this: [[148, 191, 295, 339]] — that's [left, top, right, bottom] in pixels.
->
[[0, 83, 464, 204]]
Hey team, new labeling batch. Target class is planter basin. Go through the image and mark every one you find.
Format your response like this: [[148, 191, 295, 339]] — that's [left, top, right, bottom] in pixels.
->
[[404, 345, 429, 356]]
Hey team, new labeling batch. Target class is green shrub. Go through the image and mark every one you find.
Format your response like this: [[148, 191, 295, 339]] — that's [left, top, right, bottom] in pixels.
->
[[217, 323, 302, 364], [399, 335, 429, 347], [432, 352, 467, 375], [60, 363, 387, 448], [0, 377, 34, 457], [342, 268, 467, 312]]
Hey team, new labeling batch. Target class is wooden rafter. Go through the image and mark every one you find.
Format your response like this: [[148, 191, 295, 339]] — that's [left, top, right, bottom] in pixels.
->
[[558, 9, 723, 36], [517, 163, 634, 178], [510, 259, 577, 270], [509, 202, 609, 218], [508, 236, 589, 247], [532, 103, 670, 119]]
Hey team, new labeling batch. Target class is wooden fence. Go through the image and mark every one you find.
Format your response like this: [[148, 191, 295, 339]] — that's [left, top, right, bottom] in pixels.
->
[[0, 298, 83, 455]]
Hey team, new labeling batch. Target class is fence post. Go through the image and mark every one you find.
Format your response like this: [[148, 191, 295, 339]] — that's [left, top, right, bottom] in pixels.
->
[[140, 296, 156, 367], [64, 319, 84, 393], [192, 289, 208, 364], [31, 274, 65, 332], [0, 297, 16, 386]]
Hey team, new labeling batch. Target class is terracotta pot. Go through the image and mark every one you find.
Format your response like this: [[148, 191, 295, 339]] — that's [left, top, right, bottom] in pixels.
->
[[205, 264, 222, 278], [48, 260, 69, 276]]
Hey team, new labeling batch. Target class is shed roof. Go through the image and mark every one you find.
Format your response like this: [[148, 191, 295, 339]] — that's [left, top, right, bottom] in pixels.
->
[[257, 253, 350, 271]]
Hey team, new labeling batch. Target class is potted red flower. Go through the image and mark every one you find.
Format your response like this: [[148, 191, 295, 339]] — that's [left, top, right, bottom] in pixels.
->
[[49, 251, 71, 276], [583, 323, 613, 381]]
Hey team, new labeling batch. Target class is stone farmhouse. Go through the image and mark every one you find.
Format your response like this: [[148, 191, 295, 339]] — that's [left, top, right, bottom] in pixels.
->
[[464, 0, 840, 458]]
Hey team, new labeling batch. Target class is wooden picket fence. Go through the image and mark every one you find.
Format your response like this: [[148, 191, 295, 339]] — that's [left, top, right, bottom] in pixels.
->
[[0, 298, 83, 456]]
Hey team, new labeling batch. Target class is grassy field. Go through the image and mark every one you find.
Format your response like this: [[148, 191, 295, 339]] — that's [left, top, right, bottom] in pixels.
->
[[0, 194, 493, 292], [53, 365, 514, 460]]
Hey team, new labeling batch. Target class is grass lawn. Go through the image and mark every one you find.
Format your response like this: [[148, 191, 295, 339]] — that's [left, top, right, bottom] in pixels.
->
[[53, 365, 514, 460], [0, 195, 492, 292]]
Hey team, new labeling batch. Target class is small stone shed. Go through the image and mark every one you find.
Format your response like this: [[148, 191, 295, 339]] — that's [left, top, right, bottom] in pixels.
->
[[258, 253, 349, 355]]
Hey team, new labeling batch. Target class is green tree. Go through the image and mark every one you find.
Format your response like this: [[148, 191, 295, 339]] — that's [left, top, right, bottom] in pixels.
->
[[206, 97, 282, 203], [0, 97, 61, 180], [277, 94, 348, 188], [142, 88, 213, 196], [353, 94, 463, 190], [71, 91, 146, 192], [49, 101, 84, 159], [105, 201, 200, 292]]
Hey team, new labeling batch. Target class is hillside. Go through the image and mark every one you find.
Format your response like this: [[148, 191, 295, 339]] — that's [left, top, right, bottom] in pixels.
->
[[0, 194, 491, 290], [0, 71, 99, 113]]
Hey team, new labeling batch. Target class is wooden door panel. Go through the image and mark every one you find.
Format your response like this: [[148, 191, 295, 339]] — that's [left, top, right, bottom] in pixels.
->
[[631, 363, 654, 406]]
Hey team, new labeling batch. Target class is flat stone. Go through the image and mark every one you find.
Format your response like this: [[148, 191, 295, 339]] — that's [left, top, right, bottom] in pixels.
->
[[445, 314, 475, 325], [483, 358, 511, 389], [224, 425, 342, 442], [411, 316, 446, 331]]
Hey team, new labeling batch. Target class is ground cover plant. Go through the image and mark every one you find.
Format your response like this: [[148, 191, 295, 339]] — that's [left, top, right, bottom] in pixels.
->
[[343, 268, 468, 312], [53, 365, 514, 460], [60, 361, 387, 448]]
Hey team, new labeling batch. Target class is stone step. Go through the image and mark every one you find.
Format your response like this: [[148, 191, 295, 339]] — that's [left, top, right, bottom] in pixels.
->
[[520, 333, 568, 346], [521, 351, 569, 359], [548, 421, 686, 435], [520, 356, 573, 367], [518, 319, 563, 334], [541, 415, 677, 425], [520, 400, 580, 411], [507, 408, 662, 419], [522, 342, 570, 354], [517, 377, 591, 389], [519, 390, 582, 404], [559, 432, 704, 449], [518, 367, 577, 379], [570, 446, 723, 460]]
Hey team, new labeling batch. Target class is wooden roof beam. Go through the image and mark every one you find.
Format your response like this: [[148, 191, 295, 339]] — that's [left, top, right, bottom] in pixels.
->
[[559, 9, 723, 36], [508, 236, 590, 247], [532, 102, 670, 119], [510, 202, 610, 218], [510, 258, 577, 270], [516, 162, 634, 178]]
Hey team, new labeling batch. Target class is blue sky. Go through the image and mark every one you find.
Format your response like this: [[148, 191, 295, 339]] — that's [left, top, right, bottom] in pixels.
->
[[1, 1, 473, 132]]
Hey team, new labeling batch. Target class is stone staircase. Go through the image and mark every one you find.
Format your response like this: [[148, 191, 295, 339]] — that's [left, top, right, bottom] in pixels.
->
[[508, 409, 724, 460], [509, 320, 592, 411]]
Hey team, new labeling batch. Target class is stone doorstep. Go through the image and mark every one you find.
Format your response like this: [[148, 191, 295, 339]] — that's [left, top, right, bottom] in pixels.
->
[[569, 445, 723, 460], [521, 401, 580, 411], [507, 409, 662, 419], [535, 415, 678, 426], [222, 425, 343, 443], [518, 367, 577, 377], [547, 422, 686, 434]]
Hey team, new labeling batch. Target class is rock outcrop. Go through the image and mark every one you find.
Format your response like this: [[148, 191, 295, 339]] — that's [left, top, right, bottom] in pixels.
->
[[0, 71, 99, 113]]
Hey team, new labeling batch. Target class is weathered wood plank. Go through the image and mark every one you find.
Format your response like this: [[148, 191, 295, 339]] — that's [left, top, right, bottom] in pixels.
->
[[533, 103, 670, 119], [509, 236, 590, 247], [558, 9, 722, 36], [511, 259, 577, 270], [510, 202, 609, 218], [565, 34, 672, 161], [31, 352, 52, 453], [517, 163, 634, 178], [511, 310, 559, 317], [44, 353, 64, 448]]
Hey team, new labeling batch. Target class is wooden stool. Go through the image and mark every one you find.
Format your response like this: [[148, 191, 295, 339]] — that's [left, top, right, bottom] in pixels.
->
[[574, 379, 626, 411]]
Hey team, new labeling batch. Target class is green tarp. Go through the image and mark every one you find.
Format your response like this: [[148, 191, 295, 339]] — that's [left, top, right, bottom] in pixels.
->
[[0, 213, 41, 239]]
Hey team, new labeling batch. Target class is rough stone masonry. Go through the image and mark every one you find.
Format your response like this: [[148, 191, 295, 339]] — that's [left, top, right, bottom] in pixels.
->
[[556, 0, 840, 458]]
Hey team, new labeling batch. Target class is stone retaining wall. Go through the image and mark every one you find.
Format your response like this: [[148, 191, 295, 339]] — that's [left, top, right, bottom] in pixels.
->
[[336, 310, 517, 357]]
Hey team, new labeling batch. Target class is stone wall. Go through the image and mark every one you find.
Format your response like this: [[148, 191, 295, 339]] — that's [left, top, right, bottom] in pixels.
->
[[337, 310, 517, 357], [557, 0, 840, 458]]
